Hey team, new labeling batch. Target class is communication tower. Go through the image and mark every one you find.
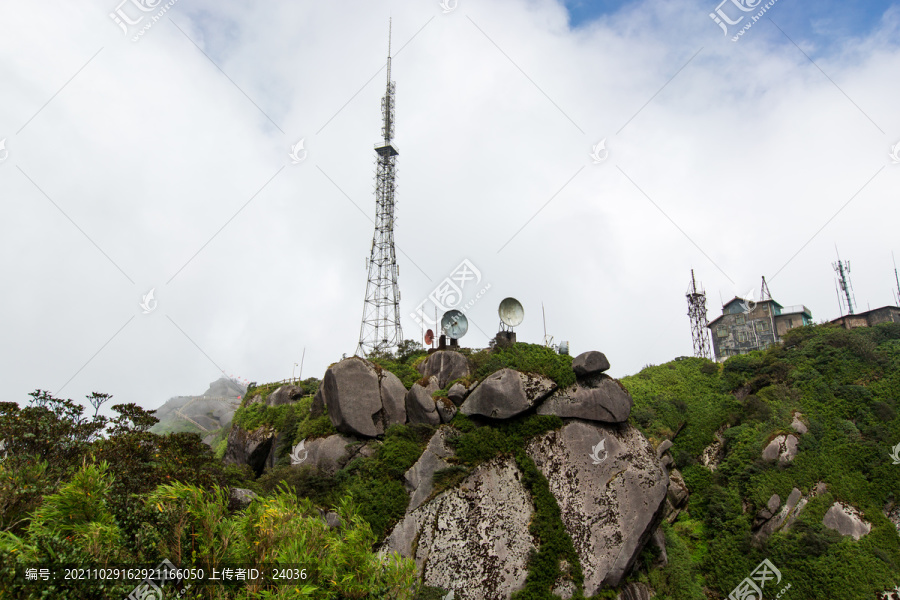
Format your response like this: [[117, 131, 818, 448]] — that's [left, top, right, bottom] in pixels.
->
[[687, 270, 712, 359], [357, 21, 403, 356]]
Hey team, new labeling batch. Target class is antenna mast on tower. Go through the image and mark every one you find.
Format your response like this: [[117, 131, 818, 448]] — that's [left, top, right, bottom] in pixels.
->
[[832, 246, 855, 316], [357, 20, 403, 356], [687, 270, 712, 360], [893, 251, 900, 306]]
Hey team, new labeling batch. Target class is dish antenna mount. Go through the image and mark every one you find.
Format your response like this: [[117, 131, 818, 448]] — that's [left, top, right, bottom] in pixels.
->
[[498, 297, 524, 332], [441, 310, 468, 343]]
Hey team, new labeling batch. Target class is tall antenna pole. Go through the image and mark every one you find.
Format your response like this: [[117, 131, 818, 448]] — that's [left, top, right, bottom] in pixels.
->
[[760, 276, 772, 302], [687, 270, 712, 359], [893, 251, 900, 306], [832, 245, 855, 316], [357, 19, 403, 356]]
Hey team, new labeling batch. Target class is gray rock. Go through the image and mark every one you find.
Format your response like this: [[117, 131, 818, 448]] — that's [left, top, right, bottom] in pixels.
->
[[229, 488, 258, 511], [823, 502, 871, 540], [762, 434, 799, 464], [416, 351, 474, 388], [324, 511, 341, 530], [223, 424, 277, 477], [651, 526, 667, 568], [435, 396, 457, 423], [617, 583, 652, 600], [291, 434, 356, 475], [406, 377, 441, 425], [572, 351, 611, 377], [381, 457, 536, 600], [310, 386, 325, 418], [321, 357, 384, 437], [526, 421, 668, 592], [266, 384, 304, 407], [404, 428, 457, 511], [536, 376, 632, 423], [753, 488, 807, 546], [447, 382, 468, 406], [700, 426, 727, 471], [656, 439, 673, 458], [379, 370, 408, 427], [461, 369, 556, 419], [884, 502, 900, 536], [791, 413, 808, 435]]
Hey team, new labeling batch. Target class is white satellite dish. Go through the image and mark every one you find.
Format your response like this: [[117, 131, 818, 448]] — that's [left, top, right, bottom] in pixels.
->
[[498, 297, 524, 329], [441, 310, 468, 339]]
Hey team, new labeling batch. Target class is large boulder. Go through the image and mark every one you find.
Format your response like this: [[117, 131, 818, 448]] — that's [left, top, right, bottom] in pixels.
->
[[320, 357, 408, 437], [290, 433, 357, 475], [461, 369, 556, 419], [266, 384, 305, 407], [447, 382, 469, 406], [571, 351, 610, 377], [823, 502, 871, 540], [380, 370, 408, 426], [762, 434, 799, 464], [406, 377, 441, 425], [223, 424, 277, 477], [536, 376, 632, 423], [752, 487, 807, 547], [381, 457, 536, 600], [526, 421, 668, 593], [417, 351, 474, 388], [403, 427, 458, 511]]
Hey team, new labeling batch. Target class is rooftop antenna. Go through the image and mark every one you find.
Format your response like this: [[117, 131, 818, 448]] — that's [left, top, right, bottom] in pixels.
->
[[687, 270, 712, 360], [357, 18, 403, 356], [760, 276, 772, 302], [832, 245, 855, 316], [541, 302, 553, 347]]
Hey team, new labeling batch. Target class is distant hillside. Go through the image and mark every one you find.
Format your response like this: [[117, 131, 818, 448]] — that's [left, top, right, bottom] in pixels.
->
[[149, 376, 245, 439]]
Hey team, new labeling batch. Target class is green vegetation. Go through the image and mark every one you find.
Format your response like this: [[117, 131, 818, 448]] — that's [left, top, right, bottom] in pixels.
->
[[368, 340, 429, 389], [5, 325, 900, 598], [467, 342, 576, 388], [621, 322, 900, 599]]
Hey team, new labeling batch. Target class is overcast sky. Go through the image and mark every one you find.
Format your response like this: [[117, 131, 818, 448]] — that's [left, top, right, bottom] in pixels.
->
[[2, 0, 899, 415]]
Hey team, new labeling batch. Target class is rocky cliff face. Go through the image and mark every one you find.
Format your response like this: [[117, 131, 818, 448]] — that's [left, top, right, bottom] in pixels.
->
[[226, 349, 670, 599]]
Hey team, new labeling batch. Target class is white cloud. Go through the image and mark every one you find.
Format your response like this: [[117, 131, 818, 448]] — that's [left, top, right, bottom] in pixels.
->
[[1, 0, 899, 414]]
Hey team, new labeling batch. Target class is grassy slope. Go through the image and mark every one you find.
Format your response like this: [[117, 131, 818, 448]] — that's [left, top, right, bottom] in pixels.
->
[[620, 323, 900, 599]]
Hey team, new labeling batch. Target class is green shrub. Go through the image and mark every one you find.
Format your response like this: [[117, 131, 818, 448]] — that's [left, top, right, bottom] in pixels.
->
[[468, 343, 576, 388]]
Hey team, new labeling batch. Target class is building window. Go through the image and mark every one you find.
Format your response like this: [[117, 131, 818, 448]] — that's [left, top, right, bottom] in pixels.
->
[[758, 320, 769, 331], [787, 318, 793, 328], [735, 315, 745, 325], [737, 332, 748, 343], [717, 328, 728, 338]]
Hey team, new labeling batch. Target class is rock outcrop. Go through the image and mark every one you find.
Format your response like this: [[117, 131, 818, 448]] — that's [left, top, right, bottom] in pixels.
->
[[762, 434, 799, 464], [406, 377, 441, 425], [461, 369, 556, 419], [526, 421, 668, 592], [381, 457, 537, 600], [223, 424, 277, 476], [823, 502, 871, 540], [403, 427, 458, 511], [417, 350, 474, 388], [266, 384, 305, 407], [571, 351, 611, 377], [290, 433, 358, 475], [320, 357, 407, 437], [536, 377, 632, 423]]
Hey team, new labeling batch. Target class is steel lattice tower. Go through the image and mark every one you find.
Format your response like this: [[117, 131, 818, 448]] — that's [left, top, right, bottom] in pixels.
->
[[687, 270, 712, 359], [357, 22, 403, 356]]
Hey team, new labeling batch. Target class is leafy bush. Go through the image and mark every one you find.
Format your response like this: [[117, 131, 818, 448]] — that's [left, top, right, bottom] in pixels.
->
[[468, 343, 576, 388]]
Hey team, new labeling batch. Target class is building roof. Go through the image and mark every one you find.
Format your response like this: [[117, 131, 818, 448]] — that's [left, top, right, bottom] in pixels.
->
[[708, 297, 782, 328], [829, 305, 900, 324]]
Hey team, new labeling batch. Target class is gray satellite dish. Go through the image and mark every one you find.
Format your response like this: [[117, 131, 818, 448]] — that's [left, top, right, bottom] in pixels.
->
[[498, 297, 524, 329], [441, 310, 468, 339]]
